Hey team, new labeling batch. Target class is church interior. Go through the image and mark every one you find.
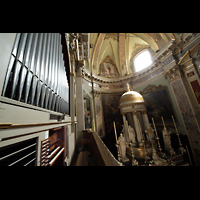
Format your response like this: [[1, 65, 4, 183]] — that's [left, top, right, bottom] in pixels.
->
[[1, 33, 200, 166]]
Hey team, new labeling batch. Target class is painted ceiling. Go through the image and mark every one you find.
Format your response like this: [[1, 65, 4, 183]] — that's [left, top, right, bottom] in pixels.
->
[[86, 33, 180, 77]]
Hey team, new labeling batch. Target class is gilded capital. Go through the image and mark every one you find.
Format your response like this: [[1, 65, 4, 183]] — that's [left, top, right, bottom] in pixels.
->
[[141, 110, 147, 114], [132, 111, 137, 115]]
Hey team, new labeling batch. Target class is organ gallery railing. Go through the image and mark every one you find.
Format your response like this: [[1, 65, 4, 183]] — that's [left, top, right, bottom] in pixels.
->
[[83, 130, 122, 166], [1, 33, 69, 114]]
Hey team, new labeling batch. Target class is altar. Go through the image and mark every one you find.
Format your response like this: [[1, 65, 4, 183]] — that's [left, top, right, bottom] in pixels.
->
[[114, 84, 188, 166]]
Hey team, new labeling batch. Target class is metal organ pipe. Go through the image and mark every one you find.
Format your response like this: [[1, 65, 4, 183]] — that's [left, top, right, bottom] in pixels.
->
[[1, 33, 69, 114]]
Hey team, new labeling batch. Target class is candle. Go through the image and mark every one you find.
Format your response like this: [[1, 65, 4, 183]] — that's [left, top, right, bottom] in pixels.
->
[[171, 115, 178, 134], [113, 121, 118, 143], [161, 116, 166, 129], [152, 118, 158, 137]]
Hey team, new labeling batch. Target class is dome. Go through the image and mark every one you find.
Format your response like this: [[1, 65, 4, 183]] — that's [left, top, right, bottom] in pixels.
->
[[119, 90, 144, 106]]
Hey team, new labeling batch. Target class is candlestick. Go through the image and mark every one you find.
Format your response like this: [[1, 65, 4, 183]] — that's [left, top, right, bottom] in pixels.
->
[[152, 118, 162, 152], [172, 115, 186, 154], [113, 121, 118, 143], [161, 116, 166, 129], [152, 118, 158, 137], [171, 115, 178, 134]]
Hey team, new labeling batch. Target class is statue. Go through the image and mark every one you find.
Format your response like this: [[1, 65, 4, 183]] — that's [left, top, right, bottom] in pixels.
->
[[128, 125, 136, 144], [162, 127, 175, 156], [117, 133, 129, 162], [152, 149, 167, 166]]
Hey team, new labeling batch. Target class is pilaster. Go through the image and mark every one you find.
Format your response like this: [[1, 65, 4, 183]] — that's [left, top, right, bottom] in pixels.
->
[[164, 64, 200, 165]]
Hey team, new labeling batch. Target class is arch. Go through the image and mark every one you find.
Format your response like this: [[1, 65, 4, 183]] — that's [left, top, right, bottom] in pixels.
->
[[91, 33, 106, 75], [98, 42, 120, 76]]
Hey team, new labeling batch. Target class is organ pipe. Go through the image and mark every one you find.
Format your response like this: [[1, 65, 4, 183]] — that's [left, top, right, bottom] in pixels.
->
[[1, 33, 69, 114]]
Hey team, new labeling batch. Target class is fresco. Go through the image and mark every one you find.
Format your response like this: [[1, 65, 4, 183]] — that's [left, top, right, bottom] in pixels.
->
[[99, 56, 119, 77]]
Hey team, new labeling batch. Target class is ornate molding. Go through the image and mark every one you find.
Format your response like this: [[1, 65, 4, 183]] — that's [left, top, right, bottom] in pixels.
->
[[163, 66, 183, 82], [93, 90, 101, 98], [75, 60, 84, 77], [68, 33, 79, 53], [140, 84, 166, 95]]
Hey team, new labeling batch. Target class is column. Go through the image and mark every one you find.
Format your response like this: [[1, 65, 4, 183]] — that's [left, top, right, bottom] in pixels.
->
[[132, 111, 142, 142], [141, 110, 152, 141], [75, 62, 85, 150], [122, 113, 129, 143]]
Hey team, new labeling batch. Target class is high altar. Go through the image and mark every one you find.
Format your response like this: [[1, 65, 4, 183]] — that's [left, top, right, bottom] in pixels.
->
[[118, 84, 155, 161]]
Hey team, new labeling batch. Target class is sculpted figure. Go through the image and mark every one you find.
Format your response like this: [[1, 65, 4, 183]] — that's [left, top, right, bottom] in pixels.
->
[[128, 125, 136, 144], [117, 133, 129, 162]]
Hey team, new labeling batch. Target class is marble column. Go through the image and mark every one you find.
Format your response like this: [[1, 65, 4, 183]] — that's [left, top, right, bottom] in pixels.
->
[[122, 113, 129, 143], [132, 111, 142, 142]]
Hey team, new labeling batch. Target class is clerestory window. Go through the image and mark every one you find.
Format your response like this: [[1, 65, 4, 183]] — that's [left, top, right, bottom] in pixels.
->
[[134, 50, 152, 72]]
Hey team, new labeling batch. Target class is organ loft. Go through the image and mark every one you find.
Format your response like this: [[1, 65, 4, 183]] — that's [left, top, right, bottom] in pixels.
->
[[0, 33, 200, 166]]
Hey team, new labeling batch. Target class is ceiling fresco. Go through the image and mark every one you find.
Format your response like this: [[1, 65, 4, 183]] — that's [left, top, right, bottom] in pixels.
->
[[88, 33, 179, 77]]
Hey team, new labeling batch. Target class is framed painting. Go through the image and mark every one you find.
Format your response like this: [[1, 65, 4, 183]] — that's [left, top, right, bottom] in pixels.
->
[[94, 95, 105, 138], [84, 96, 92, 130], [140, 85, 178, 126], [101, 94, 123, 137]]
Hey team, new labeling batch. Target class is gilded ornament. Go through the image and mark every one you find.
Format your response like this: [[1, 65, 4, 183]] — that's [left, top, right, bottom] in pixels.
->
[[120, 91, 144, 104]]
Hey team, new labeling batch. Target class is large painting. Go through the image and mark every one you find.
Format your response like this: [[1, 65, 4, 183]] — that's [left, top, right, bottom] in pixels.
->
[[84, 97, 92, 130], [140, 85, 177, 126], [99, 56, 119, 77], [102, 94, 123, 135], [95, 95, 105, 138], [101, 94, 123, 158]]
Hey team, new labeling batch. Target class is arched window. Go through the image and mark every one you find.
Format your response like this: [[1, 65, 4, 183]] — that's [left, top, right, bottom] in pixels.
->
[[134, 50, 152, 72]]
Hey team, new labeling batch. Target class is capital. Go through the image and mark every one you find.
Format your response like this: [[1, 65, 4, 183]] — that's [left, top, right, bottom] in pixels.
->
[[163, 65, 183, 82], [131, 111, 137, 115], [141, 110, 147, 114]]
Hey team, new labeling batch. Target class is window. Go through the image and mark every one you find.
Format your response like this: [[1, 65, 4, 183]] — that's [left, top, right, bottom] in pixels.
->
[[134, 50, 152, 72]]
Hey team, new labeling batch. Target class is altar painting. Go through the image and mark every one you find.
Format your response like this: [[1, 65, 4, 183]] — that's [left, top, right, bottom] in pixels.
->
[[102, 94, 123, 137], [101, 94, 123, 158], [142, 87, 177, 125]]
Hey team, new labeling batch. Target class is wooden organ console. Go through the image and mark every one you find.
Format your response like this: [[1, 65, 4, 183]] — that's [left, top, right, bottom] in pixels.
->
[[41, 126, 67, 166]]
